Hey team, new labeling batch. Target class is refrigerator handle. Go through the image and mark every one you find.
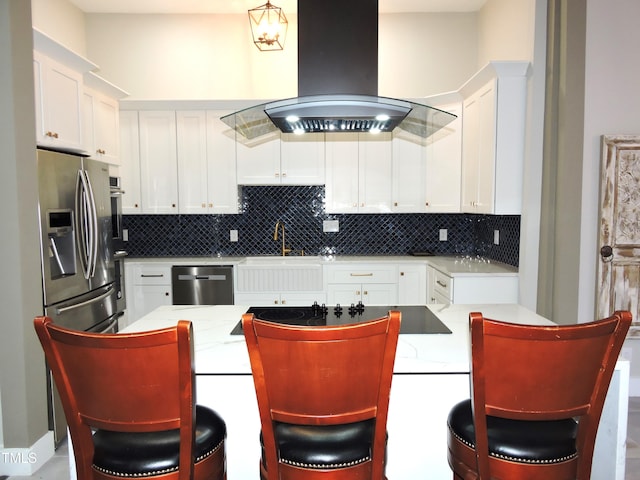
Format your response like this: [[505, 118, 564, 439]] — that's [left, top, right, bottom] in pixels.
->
[[83, 169, 98, 277], [76, 170, 98, 279], [56, 285, 114, 315]]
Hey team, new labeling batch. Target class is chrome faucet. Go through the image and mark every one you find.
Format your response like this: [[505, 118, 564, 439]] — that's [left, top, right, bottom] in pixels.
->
[[273, 221, 291, 256]]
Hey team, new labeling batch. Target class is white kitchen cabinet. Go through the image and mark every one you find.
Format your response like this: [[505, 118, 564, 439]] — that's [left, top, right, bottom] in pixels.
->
[[325, 132, 393, 213], [397, 264, 427, 305], [425, 102, 462, 212], [125, 262, 173, 323], [236, 132, 325, 185], [82, 73, 127, 165], [326, 264, 398, 305], [206, 111, 239, 213], [235, 132, 282, 184], [279, 133, 325, 185], [119, 110, 142, 213], [460, 62, 528, 215], [426, 264, 518, 305], [391, 102, 461, 213], [138, 111, 179, 213], [177, 110, 238, 214], [234, 292, 326, 306], [33, 50, 86, 153]]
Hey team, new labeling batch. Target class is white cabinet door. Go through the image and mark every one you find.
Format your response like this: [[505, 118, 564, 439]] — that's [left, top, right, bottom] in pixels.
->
[[397, 264, 427, 305], [425, 102, 462, 212], [177, 111, 209, 214], [206, 111, 239, 213], [33, 52, 84, 152], [236, 133, 281, 184], [84, 88, 120, 164], [119, 110, 142, 214], [235, 292, 326, 306], [461, 79, 496, 214], [325, 132, 392, 213], [359, 132, 393, 213], [280, 133, 325, 185], [138, 111, 178, 213], [326, 283, 397, 305], [392, 131, 428, 213], [325, 132, 360, 212]]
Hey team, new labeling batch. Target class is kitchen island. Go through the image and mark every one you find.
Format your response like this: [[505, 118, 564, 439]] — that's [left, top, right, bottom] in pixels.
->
[[120, 304, 629, 480]]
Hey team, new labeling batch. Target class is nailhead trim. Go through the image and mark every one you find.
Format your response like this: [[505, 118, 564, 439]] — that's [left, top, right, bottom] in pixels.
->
[[448, 426, 577, 465], [91, 439, 224, 477], [281, 455, 370, 470]]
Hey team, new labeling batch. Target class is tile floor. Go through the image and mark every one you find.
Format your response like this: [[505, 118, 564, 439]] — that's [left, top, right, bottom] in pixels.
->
[[6, 397, 640, 479]]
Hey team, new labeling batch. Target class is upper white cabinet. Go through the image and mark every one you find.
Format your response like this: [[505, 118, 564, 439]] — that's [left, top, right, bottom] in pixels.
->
[[325, 132, 393, 213], [119, 110, 142, 214], [33, 48, 90, 153], [83, 72, 128, 165], [236, 132, 325, 185], [280, 133, 325, 185], [391, 101, 462, 213], [138, 111, 179, 214], [176, 110, 238, 214], [460, 62, 529, 215]]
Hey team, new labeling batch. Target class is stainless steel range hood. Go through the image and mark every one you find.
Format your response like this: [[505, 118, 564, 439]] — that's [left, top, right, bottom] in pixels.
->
[[221, 0, 456, 139]]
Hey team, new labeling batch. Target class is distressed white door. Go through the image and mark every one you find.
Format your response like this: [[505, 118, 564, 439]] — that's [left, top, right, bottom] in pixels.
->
[[597, 135, 640, 331]]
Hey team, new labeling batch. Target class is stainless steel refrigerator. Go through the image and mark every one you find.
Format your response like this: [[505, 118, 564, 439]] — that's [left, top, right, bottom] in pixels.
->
[[37, 148, 118, 443]]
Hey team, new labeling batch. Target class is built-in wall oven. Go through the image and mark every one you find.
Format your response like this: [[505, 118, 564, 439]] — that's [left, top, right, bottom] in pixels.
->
[[109, 176, 124, 242], [110, 177, 127, 317]]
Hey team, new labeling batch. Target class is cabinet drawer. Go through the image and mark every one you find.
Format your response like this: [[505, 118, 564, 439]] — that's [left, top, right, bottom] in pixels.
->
[[327, 265, 396, 284], [432, 269, 453, 299], [131, 264, 172, 285]]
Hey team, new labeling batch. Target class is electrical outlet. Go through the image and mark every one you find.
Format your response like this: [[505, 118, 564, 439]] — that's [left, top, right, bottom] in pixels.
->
[[494, 229, 500, 245], [230, 230, 238, 242], [323, 220, 339, 232], [439, 229, 448, 241], [122, 229, 128, 242]]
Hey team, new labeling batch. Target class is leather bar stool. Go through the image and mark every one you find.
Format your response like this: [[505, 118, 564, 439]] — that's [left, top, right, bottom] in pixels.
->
[[242, 311, 401, 480], [34, 317, 227, 480], [447, 310, 631, 480]]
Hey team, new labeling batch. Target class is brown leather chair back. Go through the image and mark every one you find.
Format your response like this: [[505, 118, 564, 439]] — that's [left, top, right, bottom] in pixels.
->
[[34, 317, 224, 480], [242, 311, 401, 480], [467, 310, 631, 479]]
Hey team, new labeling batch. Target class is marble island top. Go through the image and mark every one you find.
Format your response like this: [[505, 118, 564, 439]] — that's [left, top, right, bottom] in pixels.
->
[[121, 304, 553, 375]]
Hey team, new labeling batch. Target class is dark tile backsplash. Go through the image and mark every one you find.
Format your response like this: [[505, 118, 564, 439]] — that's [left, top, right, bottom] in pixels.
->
[[119, 186, 520, 267]]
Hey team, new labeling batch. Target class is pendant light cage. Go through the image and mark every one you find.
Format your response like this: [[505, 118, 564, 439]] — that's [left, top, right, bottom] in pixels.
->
[[248, 1, 288, 51]]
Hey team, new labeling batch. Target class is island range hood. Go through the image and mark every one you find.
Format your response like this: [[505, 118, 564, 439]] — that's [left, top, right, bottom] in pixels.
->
[[221, 0, 456, 140]]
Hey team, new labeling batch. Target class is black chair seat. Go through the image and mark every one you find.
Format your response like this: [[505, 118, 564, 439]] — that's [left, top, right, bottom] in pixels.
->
[[93, 405, 226, 477], [448, 399, 578, 464], [262, 419, 375, 469]]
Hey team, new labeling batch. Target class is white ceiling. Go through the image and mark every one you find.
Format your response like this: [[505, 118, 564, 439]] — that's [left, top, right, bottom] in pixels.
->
[[67, 0, 488, 14]]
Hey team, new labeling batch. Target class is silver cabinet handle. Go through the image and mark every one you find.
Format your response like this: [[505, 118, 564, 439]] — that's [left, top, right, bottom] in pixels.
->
[[350, 273, 374, 277], [436, 280, 448, 288]]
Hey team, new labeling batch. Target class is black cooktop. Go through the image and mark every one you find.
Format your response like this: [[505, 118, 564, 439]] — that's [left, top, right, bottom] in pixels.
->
[[230, 303, 452, 335]]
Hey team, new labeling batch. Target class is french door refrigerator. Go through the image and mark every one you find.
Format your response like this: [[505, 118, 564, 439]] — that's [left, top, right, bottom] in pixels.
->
[[37, 148, 118, 443]]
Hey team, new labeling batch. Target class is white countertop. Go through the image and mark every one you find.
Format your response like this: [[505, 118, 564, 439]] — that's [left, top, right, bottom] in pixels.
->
[[125, 255, 518, 277], [121, 304, 551, 375]]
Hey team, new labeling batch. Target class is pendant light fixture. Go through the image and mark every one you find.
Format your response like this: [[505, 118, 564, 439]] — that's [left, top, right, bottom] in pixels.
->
[[248, 1, 288, 51]]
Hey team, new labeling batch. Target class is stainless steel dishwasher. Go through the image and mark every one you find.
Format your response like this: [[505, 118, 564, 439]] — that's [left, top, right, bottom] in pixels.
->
[[172, 265, 234, 305]]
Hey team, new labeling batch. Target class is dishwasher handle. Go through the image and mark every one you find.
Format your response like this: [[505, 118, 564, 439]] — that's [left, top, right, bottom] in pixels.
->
[[177, 274, 228, 281]]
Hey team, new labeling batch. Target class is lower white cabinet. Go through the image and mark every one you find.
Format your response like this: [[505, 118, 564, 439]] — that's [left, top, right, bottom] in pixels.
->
[[326, 264, 398, 305], [397, 264, 427, 305], [234, 292, 326, 306], [125, 262, 173, 323], [426, 265, 518, 305]]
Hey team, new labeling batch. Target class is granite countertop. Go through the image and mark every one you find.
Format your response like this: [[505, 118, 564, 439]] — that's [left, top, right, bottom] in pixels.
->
[[121, 304, 552, 375]]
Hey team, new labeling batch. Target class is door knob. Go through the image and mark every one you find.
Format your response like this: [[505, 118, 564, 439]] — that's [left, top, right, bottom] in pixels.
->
[[600, 245, 613, 262]]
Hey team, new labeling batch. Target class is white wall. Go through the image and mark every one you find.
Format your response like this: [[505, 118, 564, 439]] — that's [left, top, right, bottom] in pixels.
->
[[82, 12, 485, 101], [582, 0, 640, 394], [31, 0, 86, 55], [477, 0, 537, 68]]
